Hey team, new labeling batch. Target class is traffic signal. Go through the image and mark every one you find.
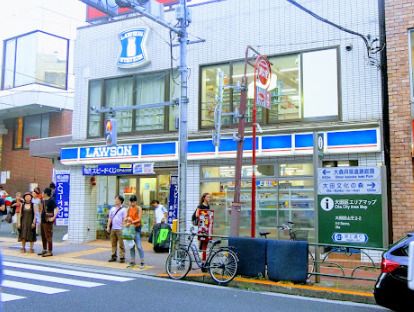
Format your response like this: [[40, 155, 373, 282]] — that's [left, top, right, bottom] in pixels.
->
[[115, 0, 163, 17], [105, 119, 117, 146], [115, 0, 150, 9]]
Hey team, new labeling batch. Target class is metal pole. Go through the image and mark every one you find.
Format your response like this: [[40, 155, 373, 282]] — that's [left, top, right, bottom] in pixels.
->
[[251, 62, 257, 238], [178, 0, 188, 233], [230, 45, 262, 237], [313, 131, 321, 283], [230, 49, 250, 237]]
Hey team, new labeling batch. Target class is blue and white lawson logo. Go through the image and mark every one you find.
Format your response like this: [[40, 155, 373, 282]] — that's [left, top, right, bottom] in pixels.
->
[[118, 28, 150, 68], [79, 144, 139, 160]]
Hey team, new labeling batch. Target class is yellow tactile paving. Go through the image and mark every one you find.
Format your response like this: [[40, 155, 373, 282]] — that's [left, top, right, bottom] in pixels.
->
[[53, 247, 108, 258], [157, 273, 373, 298], [234, 277, 374, 297], [1, 248, 154, 271]]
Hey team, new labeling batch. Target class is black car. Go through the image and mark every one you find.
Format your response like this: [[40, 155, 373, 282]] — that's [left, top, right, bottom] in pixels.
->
[[374, 233, 414, 311]]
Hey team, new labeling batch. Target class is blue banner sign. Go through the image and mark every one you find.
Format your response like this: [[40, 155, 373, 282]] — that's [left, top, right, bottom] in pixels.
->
[[83, 163, 154, 176], [61, 128, 380, 164], [55, 171, 70, 226], [167, 175, 179, 225], [83, 164, 133, 176]]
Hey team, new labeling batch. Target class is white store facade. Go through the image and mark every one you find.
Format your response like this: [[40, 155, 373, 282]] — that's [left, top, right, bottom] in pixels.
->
[[61, 0, 386, 243]]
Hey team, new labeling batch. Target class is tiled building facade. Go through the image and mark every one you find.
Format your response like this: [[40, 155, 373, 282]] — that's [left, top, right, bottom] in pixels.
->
[[63, 0, 387, 243]]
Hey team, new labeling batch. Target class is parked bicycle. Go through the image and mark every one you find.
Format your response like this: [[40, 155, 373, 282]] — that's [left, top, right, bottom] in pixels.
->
[[166, 229, 239, 285], [260, 221, 315, 278]]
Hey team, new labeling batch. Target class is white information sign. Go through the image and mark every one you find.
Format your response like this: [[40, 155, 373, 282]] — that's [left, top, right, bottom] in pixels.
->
[[318, 167, 381, 195]]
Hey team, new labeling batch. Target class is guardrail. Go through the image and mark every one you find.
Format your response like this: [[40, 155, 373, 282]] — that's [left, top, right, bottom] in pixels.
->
[[308, 243, 386, 282], [169, 232, 386, 283]]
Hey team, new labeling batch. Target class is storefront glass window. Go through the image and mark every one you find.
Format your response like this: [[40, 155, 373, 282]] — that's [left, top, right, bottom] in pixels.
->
[[87, 71, 172, 138], [157, 174, 170, 205], [136, 73, 165, 131], [13, 114, 50, 149], [88, 80, 102, 137], [2, 31, 68, 90], [114, 173, 173, 235], [278, 179, 314, 241], [200, 48, 338, 128], [201, 165, 274, 179], [118, 177, 137, 203], [268, 54, 301, 121], [232, 62, 258, 123], [105, 77, 133, 133], [201, 64, 231, 128], [200, 164, 314, 240], [3, 39, 16, 89], [279, 163, 313, 176]]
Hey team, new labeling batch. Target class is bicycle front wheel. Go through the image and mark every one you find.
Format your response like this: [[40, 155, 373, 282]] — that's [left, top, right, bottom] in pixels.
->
[[208, 249, 238, 285], [166, 248, 192, 280]]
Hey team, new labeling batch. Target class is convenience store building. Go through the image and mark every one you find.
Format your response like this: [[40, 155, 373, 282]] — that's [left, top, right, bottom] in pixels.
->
[[61, 0, 387, 243]]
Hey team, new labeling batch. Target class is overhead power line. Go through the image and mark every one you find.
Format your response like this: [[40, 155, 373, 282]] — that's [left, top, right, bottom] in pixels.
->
[[286, 0, 385, 66]]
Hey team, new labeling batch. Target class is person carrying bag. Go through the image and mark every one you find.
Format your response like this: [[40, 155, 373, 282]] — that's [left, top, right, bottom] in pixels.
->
[[124, 195, 145, 268]]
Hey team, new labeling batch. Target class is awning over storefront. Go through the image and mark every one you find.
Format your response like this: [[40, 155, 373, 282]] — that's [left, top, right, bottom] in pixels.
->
[[30, 135, 72, 158], [60, 128, 381, 165]]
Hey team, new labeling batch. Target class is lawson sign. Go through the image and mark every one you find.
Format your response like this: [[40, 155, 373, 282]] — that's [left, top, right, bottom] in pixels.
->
[[80, 145, 139, 159], [61, 128, 381, 165]]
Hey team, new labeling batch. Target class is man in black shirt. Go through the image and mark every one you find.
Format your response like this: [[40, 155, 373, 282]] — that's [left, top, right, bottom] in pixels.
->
[[49, 182, 56, 201], [38, 188, 58, 257]]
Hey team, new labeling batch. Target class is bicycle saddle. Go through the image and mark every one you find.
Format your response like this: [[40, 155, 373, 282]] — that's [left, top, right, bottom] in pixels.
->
[[259, 231, 271, 237], [211, 239, 221, 246]]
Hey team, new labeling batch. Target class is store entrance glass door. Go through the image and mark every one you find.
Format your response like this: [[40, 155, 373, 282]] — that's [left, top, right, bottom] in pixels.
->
[[119, 177, 137, 203], [139, 177, 157, 208]]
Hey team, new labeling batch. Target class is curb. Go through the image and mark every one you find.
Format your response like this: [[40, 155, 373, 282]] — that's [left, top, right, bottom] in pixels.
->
[[157, 273, 375, 305]]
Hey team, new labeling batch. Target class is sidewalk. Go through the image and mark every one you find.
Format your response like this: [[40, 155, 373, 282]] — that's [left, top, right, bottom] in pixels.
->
[[0, 232, 377, 306]]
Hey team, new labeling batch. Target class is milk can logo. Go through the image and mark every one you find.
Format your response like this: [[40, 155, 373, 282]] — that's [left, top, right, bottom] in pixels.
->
[[118, 28, 150, 68]]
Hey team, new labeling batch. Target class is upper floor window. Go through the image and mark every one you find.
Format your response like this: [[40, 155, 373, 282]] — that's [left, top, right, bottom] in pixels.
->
[[88, 71, 176, 138], [2, 30, 69, 90], [200, 48, 339, 129], [14, 114, 50, 149]]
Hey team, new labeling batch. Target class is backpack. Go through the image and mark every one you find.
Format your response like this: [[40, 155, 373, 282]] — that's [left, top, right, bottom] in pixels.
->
[[191, 209, 198, 226], [152, 223, 171, 253]]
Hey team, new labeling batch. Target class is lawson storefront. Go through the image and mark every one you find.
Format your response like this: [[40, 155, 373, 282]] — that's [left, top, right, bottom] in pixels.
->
[[61, 0, 386, 243], [60, 127, 382, 241]]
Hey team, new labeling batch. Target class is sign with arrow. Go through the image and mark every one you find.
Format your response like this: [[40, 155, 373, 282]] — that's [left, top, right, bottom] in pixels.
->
[[318, 166, 381, 194], [317, 166, 384, 248]]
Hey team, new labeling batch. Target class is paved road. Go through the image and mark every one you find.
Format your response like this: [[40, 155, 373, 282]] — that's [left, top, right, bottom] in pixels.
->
[[1, 257, 387, 312]]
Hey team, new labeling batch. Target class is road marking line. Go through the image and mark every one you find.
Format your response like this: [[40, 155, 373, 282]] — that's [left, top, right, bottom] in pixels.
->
[[2, 280, 69, 294], [4, 270, 104, 288], [1, 293, 26, 302], [3, 261, 134, 282]]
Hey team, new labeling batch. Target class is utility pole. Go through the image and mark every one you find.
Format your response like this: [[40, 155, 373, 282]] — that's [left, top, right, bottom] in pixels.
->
[[108, 0, 190, 232], [177, 0, 189, 233]]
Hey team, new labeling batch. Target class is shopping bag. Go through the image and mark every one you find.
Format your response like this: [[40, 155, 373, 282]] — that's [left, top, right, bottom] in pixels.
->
[[123, 239, 135, 250], [121, 226, 135, 240]]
